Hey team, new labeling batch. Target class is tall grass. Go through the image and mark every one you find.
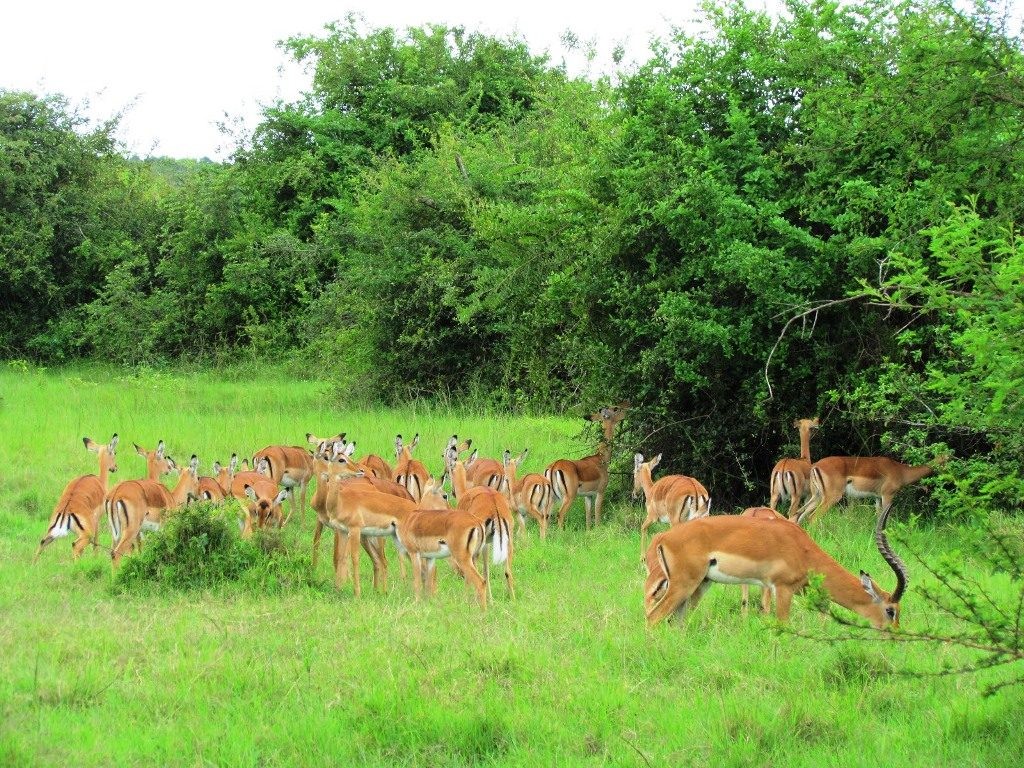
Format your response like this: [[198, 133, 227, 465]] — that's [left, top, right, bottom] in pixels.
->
[[0, 364, 1020, 767]]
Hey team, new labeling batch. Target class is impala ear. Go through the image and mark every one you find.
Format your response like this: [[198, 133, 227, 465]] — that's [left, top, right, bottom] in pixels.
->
[[517, 448, 529, 464], [860, 570, 883, 603], [189, 455, 199, 474], [651, 453, 662, 469], [241, 458, 250, 471], [84, 437, 98, 452], [411, 434, 420, 450], [244, 485, 257, 501], [344, 442, 356, 457], [109, 434, 119, 452], [634, 453, 644, 470], [230, 454, 239, 474], [156, 441, 165, 460], [214, 461, 223, 474], [273, 489, 291, 505], [446, 435, 457, 451], [656, 544, 671, 579], [503, 449, 511, 468], [134, 443, 146, 457]]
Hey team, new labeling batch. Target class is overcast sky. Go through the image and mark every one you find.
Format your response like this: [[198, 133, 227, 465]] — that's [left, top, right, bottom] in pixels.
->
[[2, 1, 1021, 159]]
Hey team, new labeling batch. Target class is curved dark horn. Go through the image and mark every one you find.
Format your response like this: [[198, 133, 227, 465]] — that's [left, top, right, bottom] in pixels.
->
[[875, 504, 908, 603]]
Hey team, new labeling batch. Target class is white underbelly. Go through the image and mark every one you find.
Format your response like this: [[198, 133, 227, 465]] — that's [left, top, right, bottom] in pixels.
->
[[845, 483, 879, 499], [706, 562, 766, 587]]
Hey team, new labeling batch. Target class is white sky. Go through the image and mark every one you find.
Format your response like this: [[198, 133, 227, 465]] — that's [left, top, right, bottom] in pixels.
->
[[2, 1, 1021, 159]]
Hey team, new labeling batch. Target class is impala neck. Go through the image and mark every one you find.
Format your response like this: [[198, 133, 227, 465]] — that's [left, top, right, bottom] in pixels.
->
[[902, 462, 936, 485], [99, 454, 112, 490], [598, 419, 618, 466], [450, 461, 469, 498], [171, 471, 195, 506], [798, 424, 813, 462], [808, 548, 887, 626], [638, 465, 655, 497]]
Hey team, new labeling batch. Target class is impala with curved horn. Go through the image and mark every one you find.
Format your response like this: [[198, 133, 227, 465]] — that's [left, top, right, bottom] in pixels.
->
[[644, 504, 907, 628]]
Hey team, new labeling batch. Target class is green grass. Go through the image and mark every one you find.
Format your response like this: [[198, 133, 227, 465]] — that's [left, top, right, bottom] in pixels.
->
[[0, 364, 1020, 767]]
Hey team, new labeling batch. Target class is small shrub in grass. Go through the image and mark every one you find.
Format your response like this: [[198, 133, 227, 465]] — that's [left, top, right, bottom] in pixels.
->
[[112, 502, 318, 593]]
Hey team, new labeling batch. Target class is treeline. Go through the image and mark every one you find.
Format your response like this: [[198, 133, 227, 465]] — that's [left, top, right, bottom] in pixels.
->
[[1, 0, 1021, 510]]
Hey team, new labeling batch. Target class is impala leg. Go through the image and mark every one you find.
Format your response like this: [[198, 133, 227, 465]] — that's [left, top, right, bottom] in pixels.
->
[[774, 586, 795, 622], [741, 584, 750, 615], [555, 491, 575, 530], [348, 529, 363, 598], [411, 553, 423, 601], [760, 585, 772, 614], [71, 528, 91, 560], [582, 496, 593, 529], [311, 519, 324, 568], [594, 490, 605, 526], [333, 531, 350, 589]]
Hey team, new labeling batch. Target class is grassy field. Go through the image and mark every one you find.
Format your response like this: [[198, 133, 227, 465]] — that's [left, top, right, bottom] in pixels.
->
[[0, 364, 1020, 767]]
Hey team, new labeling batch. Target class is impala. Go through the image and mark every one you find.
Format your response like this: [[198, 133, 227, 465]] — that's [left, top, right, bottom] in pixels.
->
[[252, 442, 315, 527], [231, 460, 289, 534], [197, 456, 236, 502], [35, 434, 119, 561], [310, 442, 411, 570], [644, 504, 907, 628], [633, 452, 711, 556], [502, 449, 553, 539], [545, 401, 629, 529], [107, 455, 200, 568], [393, 434, 430, 502], [794, 454, 948, 525], [737, 506, 789, 615], [321, 470, 447, 596], [464, 449, 506, 491], [768, 418, 820, 517], [396, 501, 511, 611]]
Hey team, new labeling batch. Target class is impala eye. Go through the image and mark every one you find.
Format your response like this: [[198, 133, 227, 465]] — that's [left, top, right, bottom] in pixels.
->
[[885, 607, 896, 620]]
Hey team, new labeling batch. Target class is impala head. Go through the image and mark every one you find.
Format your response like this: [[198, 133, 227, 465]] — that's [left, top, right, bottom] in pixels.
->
[[632, 453, 661, 500], [180, 455, 201, 500], [330, 451, 365, 479], [794, 417, 820, 432], [84, 433, 119, 474], [244, 485, 290, 528], [135, 440, 174, 478], [644, 538, 681, 627], [420, 476, 449, 508], [588, 401, 630, 426], [306, 431, 345, 447]]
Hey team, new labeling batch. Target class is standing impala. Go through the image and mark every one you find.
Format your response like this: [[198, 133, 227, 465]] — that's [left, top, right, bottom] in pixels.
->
[[545, 401, 630, 529], [794, 454, 948, 525], [35, 434, 119, 561], [633, 452, 711, 556], [645, 504, 907, 628], [768, 417, 819, 517], [503, 449, 553, 539], [393, 434, 430, 503]]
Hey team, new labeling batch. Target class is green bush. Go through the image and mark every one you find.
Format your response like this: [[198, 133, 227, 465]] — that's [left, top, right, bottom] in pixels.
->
[[112, 501, 317, 593]]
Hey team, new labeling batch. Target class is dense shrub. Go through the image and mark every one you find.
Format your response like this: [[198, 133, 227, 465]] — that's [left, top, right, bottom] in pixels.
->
[[112, 502, 318, 593]]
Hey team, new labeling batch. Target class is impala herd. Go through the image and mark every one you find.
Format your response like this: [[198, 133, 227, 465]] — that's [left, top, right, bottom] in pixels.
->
[[34, 404, 946, 630]]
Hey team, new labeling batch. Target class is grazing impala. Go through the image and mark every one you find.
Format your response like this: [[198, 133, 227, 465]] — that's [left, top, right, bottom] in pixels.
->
[[645, 504, 907, 628], [737, 506, 789, 615], [231, 459, 289, 534], [107, 456, 200, 568], [502, 449, 553, 539], [253, 442, 315, 527], [794, 454, 948, 525], [545, 402, 629, 529], [768, 418, 820, 517], [35, 434, 119, 561], [197, 456, 236, 502], [633, 452, 711, 556], [393, 434, 430, 503]]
